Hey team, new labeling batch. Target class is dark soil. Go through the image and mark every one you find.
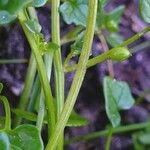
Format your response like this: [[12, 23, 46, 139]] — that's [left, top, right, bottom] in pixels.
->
[[0, 0, 150, 149]]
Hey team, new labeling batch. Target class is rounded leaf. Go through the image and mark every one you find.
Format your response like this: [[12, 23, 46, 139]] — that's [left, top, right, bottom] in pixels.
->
[[32, 0, 48, 7], [0, 132, 10, 150], [139, 0, 150, 23], [0, 11, 16, 25], [8, 125, 44, 150]]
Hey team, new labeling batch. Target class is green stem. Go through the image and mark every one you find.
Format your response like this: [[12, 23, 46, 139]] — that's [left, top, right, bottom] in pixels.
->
[[27, 76, 41, 112], [18, 10, 56, 136], [51, 0, 64, 149], [36, 92, 45, 131], [0, 59, 27, 64], [65, 121, 150, 144], [14, 54, 36, 126], [51, 0, 64, 120], [65, 26, 150, 72], [0, 96, 11, 131], [36, 50, 54, 131], [105, 127, 113, 150], [46, 1, 98, 149]]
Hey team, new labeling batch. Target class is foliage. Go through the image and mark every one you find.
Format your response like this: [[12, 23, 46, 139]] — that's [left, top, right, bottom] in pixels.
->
[[103, 76, 135, 127], [0, 0, 150, 149]]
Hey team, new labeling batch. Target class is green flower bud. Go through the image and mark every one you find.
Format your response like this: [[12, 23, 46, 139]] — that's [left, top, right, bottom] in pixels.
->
[[105, 20, 118, 32], [109, 47, 131, 61]]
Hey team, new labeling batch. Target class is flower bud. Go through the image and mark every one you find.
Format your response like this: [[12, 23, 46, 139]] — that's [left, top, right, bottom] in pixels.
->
[[109, 47, 131, 61]]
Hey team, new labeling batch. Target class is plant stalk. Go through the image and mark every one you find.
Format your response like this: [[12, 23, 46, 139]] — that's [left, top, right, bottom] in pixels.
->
[[51, 0, 64, 149], [46, 0, 98, 149], [65, 121, 150, 144], [18, 10, 56, 136], [65, 26, 150, 72]]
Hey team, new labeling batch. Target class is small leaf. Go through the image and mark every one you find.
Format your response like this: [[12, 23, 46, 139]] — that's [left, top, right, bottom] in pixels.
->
[[103, 77, 121, 127], [60, 0, 88, 26], [32, 0, 48, 7], [0, 132, 10, 150], [1, 0, 32, 14], [8, 125, 44, 150], [109, 47, 131, 62], [67, 111, 89, 127], [106, 33, 124, 47], [96, 0, 109, 29], [0, 83, 3, 94], [0, 11, 16, 25], [105, 5, 125, 32], [0, 0, 32, 25], [138, 133, 150, 145], [111, 80, 135, 109], [103, 76, 135, 127], [71, 31, 85, 55], [0, 0, 9, 6], [61, 26, 83, 44], [46, 42, 59, 51], [24, 19, 42, 34], [12, 109, 38, 122], [139, 0, 150, 23], [99, 0, 109, 8], [133, 133, 145, 150]]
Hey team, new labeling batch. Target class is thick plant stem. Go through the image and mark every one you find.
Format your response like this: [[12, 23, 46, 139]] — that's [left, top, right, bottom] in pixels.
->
[[14, 54, 36, 126], [51, 0, 64, 149], [65, 121, 150, 144], [18, 10, 56, 136], [46, 1, 98, 149], [65, 26, 150, 72], [51, 0, 64, 120]]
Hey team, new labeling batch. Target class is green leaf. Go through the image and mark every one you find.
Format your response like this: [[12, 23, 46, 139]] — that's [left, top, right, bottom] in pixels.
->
[[138, 133, 150, 145], [60, 0, 88, 26], [139, 0, 150, 23], [133, 133, 145, 150], [0, 0, 9, 6], [46, 42, 60, 51], [111, 79, 135, 109], [0, 0, 32, 14], [32, 0, 48, 7], [61, 26, 83, 44], [12, 109, 38, 122], [96, 0, 109, 29], [105, 5, 125, 32], [103, 77, 121, 127], [103, 76, 135, 127], [0, 132, 10, 150], [0, 0, 32, 25], [0, 11, 16, 25], [0, 83, 3, 94], [67, 111, 89, 127], [24, 19, 42, 34], [106, 33, 124, 47], [99, 0, 109, 7], [8, 125, 44, 150], [71, 31, 85, 55], [12, 109, 89, 127]]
